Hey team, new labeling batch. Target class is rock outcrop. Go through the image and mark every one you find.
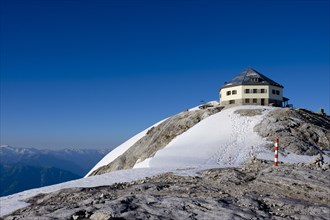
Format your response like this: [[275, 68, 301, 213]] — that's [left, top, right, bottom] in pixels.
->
[[90, 106, 222, 176], [253, 108, 330, 155], [3, 159, 329, 220]]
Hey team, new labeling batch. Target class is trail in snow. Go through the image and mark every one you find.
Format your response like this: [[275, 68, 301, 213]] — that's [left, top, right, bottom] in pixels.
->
[[135, 106, 275, 169], [203, 107, 271, 167]]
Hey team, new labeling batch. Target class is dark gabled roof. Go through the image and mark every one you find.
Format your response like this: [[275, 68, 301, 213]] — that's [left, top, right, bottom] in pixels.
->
[[220, 67, 284, 89]]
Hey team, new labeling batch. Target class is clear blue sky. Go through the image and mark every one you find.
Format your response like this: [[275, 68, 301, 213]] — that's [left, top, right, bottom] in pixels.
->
[[1, 0, 329, 149]]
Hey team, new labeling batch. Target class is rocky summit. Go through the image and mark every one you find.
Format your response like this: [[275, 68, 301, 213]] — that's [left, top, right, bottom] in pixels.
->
[[1, 105, 329, 220], [2, 158, 329, 220], [89, 105, 330, 176]]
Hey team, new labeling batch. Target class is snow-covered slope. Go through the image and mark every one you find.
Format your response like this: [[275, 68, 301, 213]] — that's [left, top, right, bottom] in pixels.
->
[[90, 105, 323, 174], [147, 105, 330, 167], [134, 106, 271, 168]]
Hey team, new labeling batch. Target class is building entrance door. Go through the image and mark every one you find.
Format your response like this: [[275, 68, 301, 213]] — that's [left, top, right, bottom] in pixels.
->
[[261, 99, 265, 106]]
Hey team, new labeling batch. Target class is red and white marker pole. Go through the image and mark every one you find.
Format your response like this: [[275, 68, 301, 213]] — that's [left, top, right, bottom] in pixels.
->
[[274, 138, 279, 166], [250, 146, 254, 157]]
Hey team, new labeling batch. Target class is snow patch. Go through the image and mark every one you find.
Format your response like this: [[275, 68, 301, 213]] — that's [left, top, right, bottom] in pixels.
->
[[134, 157, 152, 168]]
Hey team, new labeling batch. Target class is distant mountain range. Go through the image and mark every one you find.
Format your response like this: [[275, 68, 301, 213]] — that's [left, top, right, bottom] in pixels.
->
[[0, 164, 81, 196], [0, 145, 110, 196]]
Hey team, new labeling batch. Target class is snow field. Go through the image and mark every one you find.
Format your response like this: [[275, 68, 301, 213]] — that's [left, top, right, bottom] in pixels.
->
[[134, 106, 275, 168]]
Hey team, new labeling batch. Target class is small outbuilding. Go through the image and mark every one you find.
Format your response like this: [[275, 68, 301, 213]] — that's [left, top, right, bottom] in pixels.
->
[[219, 68, 289, 107]]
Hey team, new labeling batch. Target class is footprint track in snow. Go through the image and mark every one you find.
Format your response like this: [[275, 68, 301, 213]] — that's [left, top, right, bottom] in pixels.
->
[[205, 109, 264, 166]]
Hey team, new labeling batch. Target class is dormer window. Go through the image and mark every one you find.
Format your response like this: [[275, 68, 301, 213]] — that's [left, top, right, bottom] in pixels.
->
[[252, 77, 261, 82]]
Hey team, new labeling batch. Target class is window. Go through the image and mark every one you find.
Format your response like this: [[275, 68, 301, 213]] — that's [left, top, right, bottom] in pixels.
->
[[245, 99, 250, 103], [229, 100, 235, 104], [272, 90, 276, 94], [260, 89, 266, 93], [252, 77, 260, 82], [261, 98, 265, 105], [253, 99, 257, 103], [253, 89, 258, 93], [245, 89, 250, 94], [226, 91, 231, 96], [232, 90, 237, 95], [276, 90, 280, 95]]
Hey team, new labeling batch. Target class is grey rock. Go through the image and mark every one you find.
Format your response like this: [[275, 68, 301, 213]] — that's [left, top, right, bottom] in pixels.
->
[[310, 154, 324, 164], [90, 106, 222, 176], [3, 160, 329, 220], [254, 108, 330, 155], [90, 212, 110, 220], [234, 108, 263, 117]]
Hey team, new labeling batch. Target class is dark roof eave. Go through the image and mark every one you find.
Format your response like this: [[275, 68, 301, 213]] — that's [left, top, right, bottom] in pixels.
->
[[220, 83, 284, 90]]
